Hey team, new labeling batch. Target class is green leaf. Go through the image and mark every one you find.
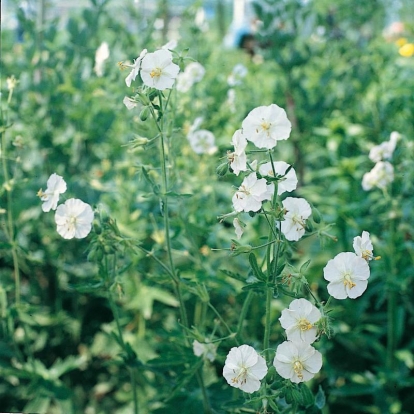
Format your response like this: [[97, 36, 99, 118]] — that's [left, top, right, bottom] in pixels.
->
[[24, 396, 51, 412], [315, 385, 326, 409], [164, 191, 193, 198], [242, 281, 266, 293], [49, 355, 87, 379], [299, 382, 315, 407], [249, 253, 266, 281], [68, 280, 105, 293], [219, 269, 245, 283], [165, 358, 203, 401], [300, 259, 311, 274], [142, 166, 160, 195]]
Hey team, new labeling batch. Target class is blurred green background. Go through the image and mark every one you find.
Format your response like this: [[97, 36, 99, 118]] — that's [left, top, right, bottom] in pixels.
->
[[1, 0, 414, 413]]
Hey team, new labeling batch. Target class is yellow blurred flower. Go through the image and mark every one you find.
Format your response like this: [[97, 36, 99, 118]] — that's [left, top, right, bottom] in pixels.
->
[[399, 43, 414, 57], [395, 37, 407, 47]]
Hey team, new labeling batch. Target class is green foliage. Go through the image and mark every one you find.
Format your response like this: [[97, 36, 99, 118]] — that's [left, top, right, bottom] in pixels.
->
[[1, 0, 414, 413]]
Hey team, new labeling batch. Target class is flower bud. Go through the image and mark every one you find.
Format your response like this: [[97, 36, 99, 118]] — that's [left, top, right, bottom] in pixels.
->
[[139, 106, 150, 121], [216, 162, 229, 176]]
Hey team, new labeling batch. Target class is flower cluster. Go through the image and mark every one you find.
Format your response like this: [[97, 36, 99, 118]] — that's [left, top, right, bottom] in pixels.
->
[[223, 299, 324, 393], [274, 299, 323, 383], [362, 131, 399, 191], [38, 173, 94, 240], [323, 231, 377, 299], [224, 103, 312, 242]]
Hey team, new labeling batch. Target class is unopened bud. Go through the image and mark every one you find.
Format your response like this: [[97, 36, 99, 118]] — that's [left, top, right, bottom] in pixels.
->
[[139, 106, 150, 121], [216, 162, 229, 176]]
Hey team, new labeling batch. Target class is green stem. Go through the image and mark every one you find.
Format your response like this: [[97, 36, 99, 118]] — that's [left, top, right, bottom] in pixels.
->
[[236, 290, 253, 342], [1, 103, 21, 306], [386, 217, 397, 374], [104, 254, 139, 414], [263, 287, 273, 363], [150, 93, 211, 412], [208, 302, 235, 341]]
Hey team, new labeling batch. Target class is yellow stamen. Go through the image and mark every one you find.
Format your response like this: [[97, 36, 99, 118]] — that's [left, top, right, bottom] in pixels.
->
[[118, 61, 127, 71], [298, 318, 313, 331], [37, 189, 45, 198], [293, 361, 304, 380], [232, 366, 248, 385], [150, 67, 162, 79], [343, 272, 356, 289]]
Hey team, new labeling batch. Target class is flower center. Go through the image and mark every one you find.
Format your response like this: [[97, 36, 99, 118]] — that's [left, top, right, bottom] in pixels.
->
[[343, 272, 356, 289], [291, 213, 305, 228], [227, 151, 235, 163], [232, 365, 248, 385], [239, 185, 251, 196], [260, 121, 271, 132], [298, 318, 313, 331], [293, 360, 304, 380], [150, 67, 162, 79], [361, 249, 373, 261]]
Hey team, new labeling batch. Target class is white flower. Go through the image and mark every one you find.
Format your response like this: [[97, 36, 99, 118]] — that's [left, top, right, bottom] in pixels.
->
[[227, 63, 248, 86], [228, 129, 248, 176], [223, 344, 268, 393], [187, 129, 217, 155], [323, 252, 370, 299], [362, 161, 394, 191], [232, 173, 273, 213], [193, 340, 217, 362], [242, 104, 291, 149], [176, 73, 194, 93], [125, 49, 147, 87], [279, 197, 311, 241], [140, 49, 180, 90], [273, 341, 322, 383], [369, 131, 400, 162], [353, 231, 375, 261], [389, 131, 401, 145], [227, 89, 236, 113], [123, 96, 137, 110], [279, 299, 321, 344], [233, 218, 244, 239], [161, 39, 177, 50], [185, 62, 205, 83], [94, 42, 110, 77], [38, 173, 67, 212], [176, 62, 205, 92], [259, 161, 298, 195], [188, 116, 204, 135], [55, 198, 94, 239]]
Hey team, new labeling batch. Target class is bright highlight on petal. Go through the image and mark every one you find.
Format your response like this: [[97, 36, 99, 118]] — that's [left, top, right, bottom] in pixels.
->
[[228, 129, 248, 176], [223, 344, 268, 393], [55, 198, 94, 240], [273, 341, 322, 383], [323, 252, 370, 299], [279, 197, 312, 241], [362, 161, 394, 191], [259, 161, 298, 195], [140, 49, 180, 90], [242, 104, 291, 149], [39, 173, 67, 212], [232, 173, 273, 213], [279, 298, 321, 344], [353, 231, 375, 261]]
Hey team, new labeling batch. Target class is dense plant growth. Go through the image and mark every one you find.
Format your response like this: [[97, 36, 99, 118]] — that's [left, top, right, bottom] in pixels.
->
[[1, 0, 414, 413]]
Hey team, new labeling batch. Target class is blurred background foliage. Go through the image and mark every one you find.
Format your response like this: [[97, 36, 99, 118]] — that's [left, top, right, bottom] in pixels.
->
[[1, 0, 414, 413]]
